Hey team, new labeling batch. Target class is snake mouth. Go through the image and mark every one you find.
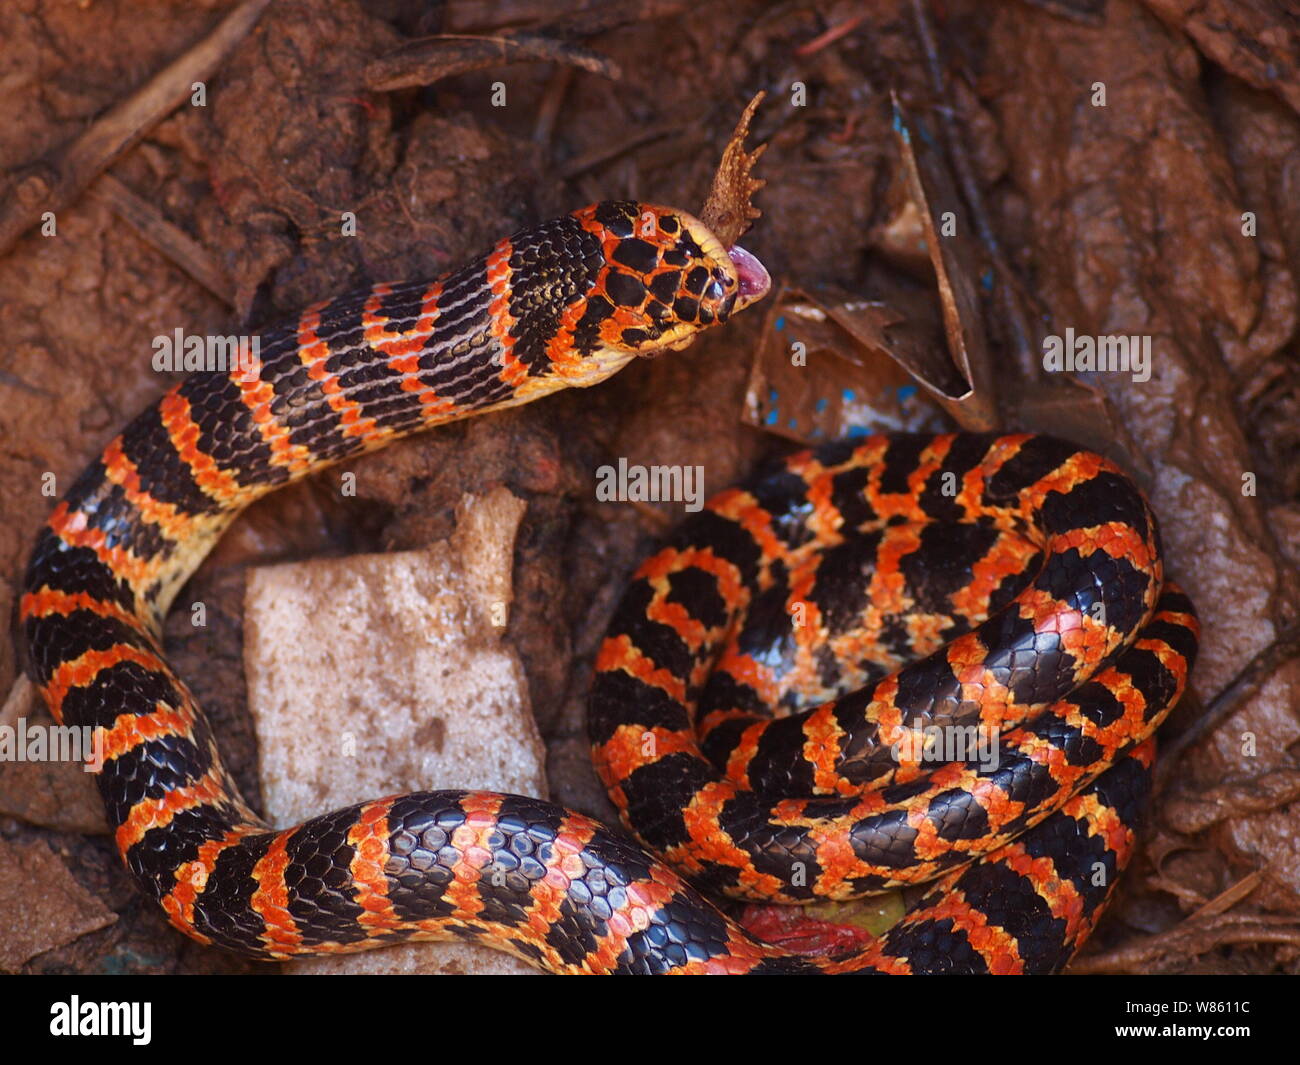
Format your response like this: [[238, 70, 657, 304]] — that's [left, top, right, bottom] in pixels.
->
[[727, 244, 770, 307]]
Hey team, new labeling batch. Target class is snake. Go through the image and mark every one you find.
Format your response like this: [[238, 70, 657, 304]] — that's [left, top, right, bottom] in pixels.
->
[[19, 200, 1198, 974]]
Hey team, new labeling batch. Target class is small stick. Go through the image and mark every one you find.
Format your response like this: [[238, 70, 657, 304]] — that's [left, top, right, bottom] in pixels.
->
[[1068, 913, 1300, 973], [908, 0, 1042, 379], [1153, 625, 1300, 794], [559, 122, 680, 180], [365, 33, 620, 92], [533, 65, 575, 147], [795, 12, 870, 58], [365, 1, 694, 93], [92, 173, 234, 306]]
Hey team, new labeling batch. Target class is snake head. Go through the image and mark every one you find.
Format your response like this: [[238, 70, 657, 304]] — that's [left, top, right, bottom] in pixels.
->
[[575, 201, 771, 357]]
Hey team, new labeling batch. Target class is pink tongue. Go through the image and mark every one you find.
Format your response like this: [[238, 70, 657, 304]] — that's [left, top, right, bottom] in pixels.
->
[[727, 244, 771, 300]]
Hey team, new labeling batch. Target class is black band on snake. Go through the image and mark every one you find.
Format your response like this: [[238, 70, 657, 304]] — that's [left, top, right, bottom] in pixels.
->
[[20, 201, 1198, 974]]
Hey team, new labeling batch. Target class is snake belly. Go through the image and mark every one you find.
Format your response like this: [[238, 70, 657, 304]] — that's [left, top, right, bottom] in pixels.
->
[[19, 200, 1197, 973]]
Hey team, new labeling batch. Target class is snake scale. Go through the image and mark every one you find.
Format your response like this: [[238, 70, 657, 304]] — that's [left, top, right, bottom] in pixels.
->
[[20, 201, 1198, 973]]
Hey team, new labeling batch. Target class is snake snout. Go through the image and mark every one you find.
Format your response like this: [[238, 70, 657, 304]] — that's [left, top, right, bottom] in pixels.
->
[[727, 244, 770, 306]]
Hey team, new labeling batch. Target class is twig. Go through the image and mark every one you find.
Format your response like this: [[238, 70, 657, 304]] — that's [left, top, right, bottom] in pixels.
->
[[1068, 913, 1300, 973], [0, 370, 51, 397], [1022, 0, 1107, 26], [1154, 625, 1300, 794], [559, 122, 681, 180], [795, 12, 871, 58], [364, 0, 689, 92], [1188, 871, 1265, 921], [908, 0, 1042, 380], [91, 173, 234, 306], [365, 33, 620, 92], [533, 65, 575, 146]]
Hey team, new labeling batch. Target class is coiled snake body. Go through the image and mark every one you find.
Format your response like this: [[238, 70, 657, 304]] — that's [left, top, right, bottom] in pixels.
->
[[20, 201, 1197, 973]]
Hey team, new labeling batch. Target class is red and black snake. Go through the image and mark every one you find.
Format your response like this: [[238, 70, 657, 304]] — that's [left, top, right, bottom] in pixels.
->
[[20, 201, 1197, 973]]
